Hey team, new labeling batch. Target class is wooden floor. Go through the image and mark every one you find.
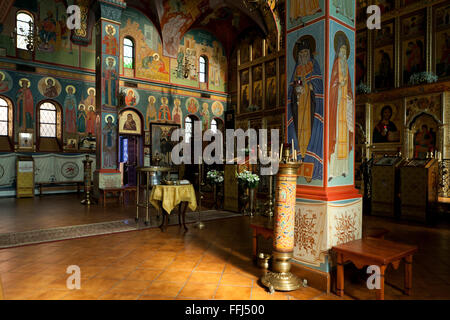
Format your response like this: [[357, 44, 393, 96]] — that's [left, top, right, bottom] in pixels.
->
[[0, 194, 449, 300]]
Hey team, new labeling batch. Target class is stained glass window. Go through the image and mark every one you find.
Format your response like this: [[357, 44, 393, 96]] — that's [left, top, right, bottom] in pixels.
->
[[39, 102, 57, 138]]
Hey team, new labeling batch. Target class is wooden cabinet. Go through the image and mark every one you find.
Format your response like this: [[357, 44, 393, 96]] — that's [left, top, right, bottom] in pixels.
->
[[16, 156, 34, 198], [400, 159, 439, 222], [224, 165, 239, 212]]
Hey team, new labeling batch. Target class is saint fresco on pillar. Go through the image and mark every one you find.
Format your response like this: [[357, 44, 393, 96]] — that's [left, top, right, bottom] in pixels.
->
[[330, 0, 355, 26], [102, 115, 117, 169], [102, 57, 119, 107], [328, 29, 354, 185], [287, 32, 324, 185]]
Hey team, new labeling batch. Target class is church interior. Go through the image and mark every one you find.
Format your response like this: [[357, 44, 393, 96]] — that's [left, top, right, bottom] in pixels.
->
[[0, 0, 449, 301]]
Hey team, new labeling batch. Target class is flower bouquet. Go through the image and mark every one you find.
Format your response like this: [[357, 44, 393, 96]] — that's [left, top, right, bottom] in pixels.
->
[[206, 170, 224, 184], [237, 170, 260, 189], [408, 72, 438, 85]]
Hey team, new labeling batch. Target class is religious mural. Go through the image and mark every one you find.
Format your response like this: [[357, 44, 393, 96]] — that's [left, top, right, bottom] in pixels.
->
[[402, 37, 426, 84], [240, 70, 250, 112], [287, 0, 324, 31], [16, 78, 34, 132], [287, 21, 325, 186], [64, 85, 77, 135], [121, 8, 170, 82], [411, 114, 439, 159], [102, 56, 119, 107], [102, 114, 117, 169], [372, 103, 402, 144], [38, 77, 61, 98], [330, 0, 355, 27], [328, 23, 355, 187], [0, 71, 13, 93], [251, 65, 263, 110], [119, 109, 141, 135], [170, 29, 227, 92]]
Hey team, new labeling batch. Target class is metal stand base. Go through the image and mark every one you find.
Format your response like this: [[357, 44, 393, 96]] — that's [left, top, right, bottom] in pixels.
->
[[261, 271, 302, 292], [194, 221, 205, 229]]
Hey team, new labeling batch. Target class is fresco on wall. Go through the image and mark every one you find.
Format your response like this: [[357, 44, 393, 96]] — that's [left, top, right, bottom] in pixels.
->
[[35, 0, 80, 67], [172, 98, 183, 125], [119, 109, 141, 135], [402, 12, 425, 38], [374, 22, 394, 48], [287, 21, 325, 186], [0, 71, 13, 93], [38, 77, 62, 98], [16, 78, 34, 131], [64, 85, 77, 135], [145, 96, 157, 129], [77, 104, 87, 134], [186, 97, 199, 114], [102, 56, 119, 107], [436, 5, 450, 30], [328, 23, 355, 187], [102, 24, 119, 56], [102, 114, 117, 169], [211, 101, 224, 117], [121, 88, 139, 107], [372, 103, 402, 144], [200, 103, 210, 131], [121, 8, 170, 82], [170, 29, 227, 92], [287, 0, 324, 31], [330, 0, 355, 27], [158, 97, 171, 121]]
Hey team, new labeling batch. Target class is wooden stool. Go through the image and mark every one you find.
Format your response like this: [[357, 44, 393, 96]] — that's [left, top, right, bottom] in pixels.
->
[[332, 238, 418, 300], [122, 186, 137, 206]]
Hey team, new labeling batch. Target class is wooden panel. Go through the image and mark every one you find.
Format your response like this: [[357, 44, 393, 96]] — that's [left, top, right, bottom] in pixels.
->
[[224, 164, 239, 212]]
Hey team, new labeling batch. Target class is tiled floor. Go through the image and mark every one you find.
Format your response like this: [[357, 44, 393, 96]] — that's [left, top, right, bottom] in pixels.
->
[[0, 194, 449, 300]]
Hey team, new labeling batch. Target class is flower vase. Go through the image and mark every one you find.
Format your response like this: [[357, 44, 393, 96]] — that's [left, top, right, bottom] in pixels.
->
[[248, 188, 256, 217]]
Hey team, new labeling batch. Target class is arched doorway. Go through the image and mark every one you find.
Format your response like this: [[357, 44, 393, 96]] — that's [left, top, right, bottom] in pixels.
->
[[118, 108, 143, 186]]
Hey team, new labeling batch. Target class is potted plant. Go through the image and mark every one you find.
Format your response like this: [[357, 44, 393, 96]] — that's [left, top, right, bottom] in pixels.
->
[[237, 170, 260, 216], [206, 170, 224, 208]]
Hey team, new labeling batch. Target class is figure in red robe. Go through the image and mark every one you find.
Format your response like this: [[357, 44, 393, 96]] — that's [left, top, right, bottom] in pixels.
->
[[16, 79, 34, 130], [102, 25, 118, 55]]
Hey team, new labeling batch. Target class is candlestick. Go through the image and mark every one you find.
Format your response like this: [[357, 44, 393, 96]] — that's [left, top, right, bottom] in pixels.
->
[[280, 143, 283, 161]]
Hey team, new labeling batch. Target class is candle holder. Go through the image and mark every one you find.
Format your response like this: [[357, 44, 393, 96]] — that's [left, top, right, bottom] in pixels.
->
[[195, 163, 205, 229], [261, 159, 302, 292], [81, 155, 93, 205]]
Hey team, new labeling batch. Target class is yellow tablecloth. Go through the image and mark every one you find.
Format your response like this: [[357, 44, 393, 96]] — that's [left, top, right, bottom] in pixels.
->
[[149, 184, 197, 214]]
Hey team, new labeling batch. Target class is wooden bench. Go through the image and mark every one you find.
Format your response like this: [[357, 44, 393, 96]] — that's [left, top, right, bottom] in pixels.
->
[[37, 182, 83, 196], [100, 186, 137, 207], [332, 238, 418, 300]]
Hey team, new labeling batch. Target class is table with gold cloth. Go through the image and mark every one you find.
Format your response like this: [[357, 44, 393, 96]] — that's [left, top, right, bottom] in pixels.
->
[[149, 184, 197, 231]]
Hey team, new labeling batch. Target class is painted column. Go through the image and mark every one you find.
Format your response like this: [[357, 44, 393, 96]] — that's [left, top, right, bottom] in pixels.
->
[[261, 160, 301, 291], [285, 0, 362, 279], [93, 0, 126, 196]]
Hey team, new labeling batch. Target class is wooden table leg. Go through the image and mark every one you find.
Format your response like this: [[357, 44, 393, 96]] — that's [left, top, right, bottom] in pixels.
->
[[404, 255, 413, 296], [103, 191, 106, 207], [181, 202, 188, 231], [376, 264, 386, 300], [336, 253, 345, 297], [178, 203, 182, 227], [252, 228, 257, 262]]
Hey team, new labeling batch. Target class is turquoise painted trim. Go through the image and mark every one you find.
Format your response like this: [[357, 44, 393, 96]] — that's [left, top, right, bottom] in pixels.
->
[[296, 197, 361, 205], [330, 198, 361, 205], [296, 198, 325, 204]]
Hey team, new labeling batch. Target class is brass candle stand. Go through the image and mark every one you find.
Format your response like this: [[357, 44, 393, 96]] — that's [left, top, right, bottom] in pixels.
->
[[81, 155, 93, 205], [195, 163, 205, 229], [261, 145, 303, 292]]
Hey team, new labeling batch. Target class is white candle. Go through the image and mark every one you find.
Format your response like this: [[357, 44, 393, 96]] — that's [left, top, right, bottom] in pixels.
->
[[280, 143, 283, 161]]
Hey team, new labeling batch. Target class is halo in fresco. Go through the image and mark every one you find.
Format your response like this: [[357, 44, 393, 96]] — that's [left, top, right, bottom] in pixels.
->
[[18, 78, 31, 88], [105, 24, 117, 36], [38, 76, 62, 98], [186, 97, 199, 113], [334, 31, 351, 59], [78, 103, 86, 110], [105, 114, 115, 123], [65, 85, 76, 94], [211, 101, 224, 117], [87, 87, 96, 96], [0, 71, 13, 93]]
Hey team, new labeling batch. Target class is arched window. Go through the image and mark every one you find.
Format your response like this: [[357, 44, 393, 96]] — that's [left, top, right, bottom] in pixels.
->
[[185, 116, 193, 142], [210, 118, 217, 133], [39, 102, 57, 137], [0, 97, 9, 136], [16, 11, 34, 50], [37, 101, 62, 151], [0, 96, 13, 151], [123, 37, 134, 70], [199, 56, 208, 83]]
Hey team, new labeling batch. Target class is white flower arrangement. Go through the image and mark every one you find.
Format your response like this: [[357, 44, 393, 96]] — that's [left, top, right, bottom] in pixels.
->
[[236, 170, 260, 189], [206, 170, 224, 184], [409, 72, 438, 85]]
